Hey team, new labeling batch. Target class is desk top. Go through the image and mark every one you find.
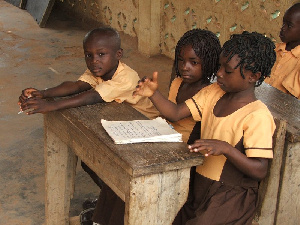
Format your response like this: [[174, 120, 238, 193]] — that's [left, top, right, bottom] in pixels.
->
[[255, 83, 299, 142], [45, 102, 204, 178]]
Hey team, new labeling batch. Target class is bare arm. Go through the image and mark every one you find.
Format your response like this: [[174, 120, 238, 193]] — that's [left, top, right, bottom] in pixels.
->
[[21, 88, 104, 115], [134, 72, 191, 121], [42, 80, 92, 98], [189, 139, 269, 181], [225, 148, 268, 181], [18, 80, 92, 104]]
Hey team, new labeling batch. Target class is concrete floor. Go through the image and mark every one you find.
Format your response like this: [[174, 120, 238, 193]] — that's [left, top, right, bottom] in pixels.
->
[[0, 1, 173, 224]]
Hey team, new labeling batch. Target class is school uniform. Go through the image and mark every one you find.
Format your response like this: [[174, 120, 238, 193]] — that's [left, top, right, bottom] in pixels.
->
[[79, 61, 160, 119], [264, 42, 300, 99], [79, 61, 159, 225], [168, 77, 199, 143], [173, 83, 275, 225]]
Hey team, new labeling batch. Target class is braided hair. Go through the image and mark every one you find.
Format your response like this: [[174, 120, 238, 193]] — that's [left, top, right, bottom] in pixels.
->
[[174, 29, 222, 84], [222, 31, 276, 86]]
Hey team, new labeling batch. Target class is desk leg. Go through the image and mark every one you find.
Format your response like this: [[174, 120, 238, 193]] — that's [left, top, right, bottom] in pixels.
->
[[125, 168, 190, 225], [44, 128, 77, 225]]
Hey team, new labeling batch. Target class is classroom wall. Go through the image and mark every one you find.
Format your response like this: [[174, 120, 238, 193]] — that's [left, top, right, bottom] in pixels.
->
[[56, 0, 299, 58]]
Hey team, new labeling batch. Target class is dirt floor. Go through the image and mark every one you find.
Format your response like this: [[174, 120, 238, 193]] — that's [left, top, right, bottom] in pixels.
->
[[0, 1, 173, 224]]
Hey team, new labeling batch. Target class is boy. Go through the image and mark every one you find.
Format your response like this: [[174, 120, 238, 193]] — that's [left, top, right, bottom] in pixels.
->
[[18, 27, 159, 119], [264, 3, 300, 99], [18, 27, 160, 222]]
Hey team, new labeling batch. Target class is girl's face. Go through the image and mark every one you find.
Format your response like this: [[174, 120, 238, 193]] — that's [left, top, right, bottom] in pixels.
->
[[216, 52, 254, 93], [178, 45, 203, 84]]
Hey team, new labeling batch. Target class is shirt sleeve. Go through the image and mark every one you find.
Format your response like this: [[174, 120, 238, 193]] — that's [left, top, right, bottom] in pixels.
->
[[185, 84, 215, 121], [78, 69, 100, 88], [243, 109, 275, 158], [94, 70, 139, 103], [282, 70, 300, 99]]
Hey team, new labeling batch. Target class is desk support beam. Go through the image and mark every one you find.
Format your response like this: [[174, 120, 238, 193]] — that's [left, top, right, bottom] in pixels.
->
[[126, 168, 190, 225], [44, 128, 77, 225]]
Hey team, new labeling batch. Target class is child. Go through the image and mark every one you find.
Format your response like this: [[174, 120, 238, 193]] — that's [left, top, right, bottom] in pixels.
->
[[168, 28, 221, 143], [17, 27, 160, 222], [18, 27, 159, 119], [264, 3, 300, 99], [91, 28, 222, 225], [134, 31, 276, 225]]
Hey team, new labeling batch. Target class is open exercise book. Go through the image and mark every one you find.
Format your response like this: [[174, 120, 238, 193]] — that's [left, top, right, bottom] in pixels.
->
[[101, 117, 182, 144]]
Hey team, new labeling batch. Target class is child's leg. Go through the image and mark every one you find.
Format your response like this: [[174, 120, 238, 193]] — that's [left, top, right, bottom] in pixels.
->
[[172, 171, 213, 225], [81, 161, 104, 188], [92, 183, 125, 225]]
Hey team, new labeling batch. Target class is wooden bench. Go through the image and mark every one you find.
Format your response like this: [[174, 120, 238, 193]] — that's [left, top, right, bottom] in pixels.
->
[[254, 83, 299, 225]]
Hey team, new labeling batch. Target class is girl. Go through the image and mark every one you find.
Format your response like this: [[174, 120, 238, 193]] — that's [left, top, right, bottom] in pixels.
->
[[91, 29, 221, 225], [134, 31, 276, 225], [168, 28, 221, 144]]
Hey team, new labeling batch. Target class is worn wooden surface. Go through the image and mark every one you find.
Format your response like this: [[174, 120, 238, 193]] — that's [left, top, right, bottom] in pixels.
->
[[126, 168, 190, 225], [44, 128, 77, 225], [255, 83, 299, 225], [255, 83, 299, 142], [255, 118, 287, 225], [44, 102, 204, 225]]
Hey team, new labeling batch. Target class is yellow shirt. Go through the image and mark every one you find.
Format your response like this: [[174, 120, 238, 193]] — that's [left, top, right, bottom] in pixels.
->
[[185, 83, 275, 181], [265, 43, 300, 99], [78, 61, 159, 119], [168, 77, 197, 143]]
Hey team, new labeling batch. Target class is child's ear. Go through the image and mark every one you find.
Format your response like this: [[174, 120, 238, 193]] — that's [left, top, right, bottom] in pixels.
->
[[249, 72, 261, 83], [116, 48, 123, 59]]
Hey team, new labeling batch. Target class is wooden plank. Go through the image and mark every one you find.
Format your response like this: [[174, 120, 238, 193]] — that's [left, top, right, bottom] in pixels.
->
[[25, 0, 55, 27], [255, 84, 300, 225], [126, 168, 190, 225], [44, 127, 77, 225], [275, 141, 300, 224], [255, 83, 300, 142], [254, 118, 287, 225]]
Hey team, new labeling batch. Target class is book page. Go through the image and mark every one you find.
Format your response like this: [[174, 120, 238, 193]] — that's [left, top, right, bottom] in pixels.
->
[[101, 117, 182, 144]]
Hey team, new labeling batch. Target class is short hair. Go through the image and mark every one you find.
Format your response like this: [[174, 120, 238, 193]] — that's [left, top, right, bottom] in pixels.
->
[[174, 29, 222, 84], [83, 27, 121, 50], [288, 2, 300, 12], [222, 31, 276, 86]]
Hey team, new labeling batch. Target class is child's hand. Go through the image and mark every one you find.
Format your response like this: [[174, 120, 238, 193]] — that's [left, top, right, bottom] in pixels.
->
[[18, 88, 44, 105], [133, 72, 159, 97], [188, 139, 232, 157], [20, 98, 55, 115]]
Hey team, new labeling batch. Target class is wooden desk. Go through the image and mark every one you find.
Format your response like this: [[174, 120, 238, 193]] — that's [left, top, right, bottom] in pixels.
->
[[44, 102, 204, 225]]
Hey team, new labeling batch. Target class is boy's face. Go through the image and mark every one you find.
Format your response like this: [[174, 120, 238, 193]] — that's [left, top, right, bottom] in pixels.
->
[[84, 34, 122, 80], [280, 6, 300, 48], [178, 45, 203, 84], [216, 52, 256, 93]]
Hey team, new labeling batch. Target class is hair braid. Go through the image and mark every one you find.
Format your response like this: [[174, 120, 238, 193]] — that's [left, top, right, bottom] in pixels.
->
[[222, 31, 276, 86], [174, 29, 222, 84]]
